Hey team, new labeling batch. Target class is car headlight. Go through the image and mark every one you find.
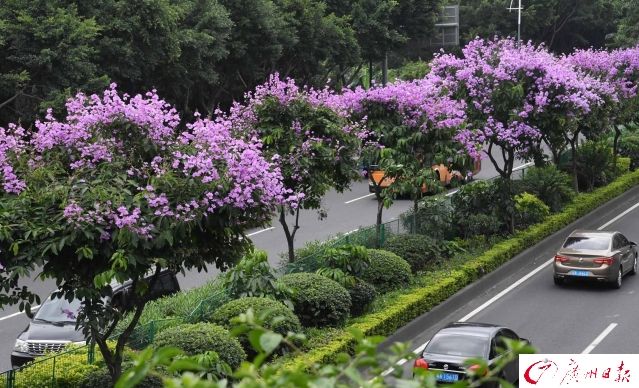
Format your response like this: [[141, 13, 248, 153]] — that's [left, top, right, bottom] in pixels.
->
[[14, 339, 28, 353]]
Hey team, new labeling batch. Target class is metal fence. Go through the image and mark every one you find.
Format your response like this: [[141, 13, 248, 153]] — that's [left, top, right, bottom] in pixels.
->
[[0, 163, 534, 387]]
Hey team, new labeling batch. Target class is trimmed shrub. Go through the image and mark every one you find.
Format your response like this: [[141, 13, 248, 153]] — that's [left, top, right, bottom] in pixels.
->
[[383, 234, 442, 272], [80, 368, 163, 388], [207, 297, 301, 355], [153, 322, 246, 369], [347, 280, 377, 316], [12, 354, 99, 388], [278, 273, 351, 328], [361, 249, 412, 293], [519, 165, 575, 212], [456, 213, 503, 238], [400, 196, 455, 239], [514, 193, 550, 228]]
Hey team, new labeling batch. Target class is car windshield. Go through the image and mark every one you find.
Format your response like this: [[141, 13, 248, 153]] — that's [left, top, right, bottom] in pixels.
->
[[425, 334, 488, 358], [35, 297, 81, 324], [563, 236, 610, 250]]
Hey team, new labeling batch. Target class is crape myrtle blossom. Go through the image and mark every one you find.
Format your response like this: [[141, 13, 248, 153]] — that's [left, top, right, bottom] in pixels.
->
[[0, 124, 27, 194], [221, 74, 358, 210], [2, 85, 289, 241], [566, 46, 639, 100], [430, 38, 609, 163]]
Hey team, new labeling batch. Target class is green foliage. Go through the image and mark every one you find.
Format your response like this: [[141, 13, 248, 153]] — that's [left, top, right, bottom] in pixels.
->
[[613, 0, 639, 47], [316, 245, 371, 285], [456, 213, 504, 238], [514, 193, 551, 228], [388, 61, 430, 81], [279, 168, 639, 373], [347, 280, 377, 316], [11, 352, 99, 388], [360, 249, 412, 293], [400, 196, 455, 239], [207, 297, 301, 355], [452, 180, 500, 218], [618, 135, 639, 169], [617, 157, 631, 173], [520, 165, 575, 212], [279, 273, 351, 327], [573, 140, 615, 191], [222, 250, 291, 302], [80, 368, 163, 388], [458, 0, 617, 53], [383, 234, 442, 272], [153, 322, 246, 370]]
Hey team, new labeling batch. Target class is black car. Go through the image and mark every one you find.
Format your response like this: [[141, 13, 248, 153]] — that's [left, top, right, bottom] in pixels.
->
[[413, 322, 529, 387], [11, 270, 180, 367]]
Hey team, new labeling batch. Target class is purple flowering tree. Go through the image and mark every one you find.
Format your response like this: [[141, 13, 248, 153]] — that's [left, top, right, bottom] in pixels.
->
[[566, 47, 639, 168], [0, 85, 287, 380], [330, 78, 467, 240], [430, 38, 555, 232], [227, 75, 362, 263]]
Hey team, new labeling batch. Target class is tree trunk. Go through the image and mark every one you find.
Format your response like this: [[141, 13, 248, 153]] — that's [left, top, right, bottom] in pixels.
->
[[279, 206, 301, 263], [91, 268, 161, 384], [382, 52, 388, 86], [412, 196, 419, 234], [375, 194, 384, 248], [613, 126, 621, 170], [570, 138, 579, 192]]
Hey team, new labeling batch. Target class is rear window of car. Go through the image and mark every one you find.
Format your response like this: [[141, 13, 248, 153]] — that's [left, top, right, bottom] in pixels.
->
[[424, 334, 488, 358], [563, 236, 610, 250]]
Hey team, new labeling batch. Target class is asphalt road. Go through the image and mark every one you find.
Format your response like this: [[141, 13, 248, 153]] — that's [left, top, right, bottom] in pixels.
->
[[381, 184, 639, 378], [0, 149, 520, 372]]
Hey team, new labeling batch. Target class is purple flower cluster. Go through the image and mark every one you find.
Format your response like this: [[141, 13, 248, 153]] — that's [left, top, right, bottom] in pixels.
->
[[430, 38, 622, 160], [3, 85, 289, 240], [0, 124, 27, 193]]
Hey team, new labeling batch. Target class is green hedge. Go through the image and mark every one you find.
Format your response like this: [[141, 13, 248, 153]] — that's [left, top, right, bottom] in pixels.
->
[[279, 169, 639, 371]]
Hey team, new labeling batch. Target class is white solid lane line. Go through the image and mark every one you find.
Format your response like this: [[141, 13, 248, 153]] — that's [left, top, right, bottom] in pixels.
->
[[458, 257, 555, 322], [247, 227, 275, 237], [0, 305, 40, 322], [582, 323, 618, 354], [345, 193, 374, 204], [597, 202, 639, 230]]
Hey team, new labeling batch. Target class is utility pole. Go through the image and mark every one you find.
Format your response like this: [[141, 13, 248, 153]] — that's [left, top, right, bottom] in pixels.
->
[[508, 0, 523, 46]]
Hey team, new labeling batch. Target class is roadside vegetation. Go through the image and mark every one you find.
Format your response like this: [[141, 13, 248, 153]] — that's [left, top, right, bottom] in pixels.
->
[[0, 10, 638, 387]]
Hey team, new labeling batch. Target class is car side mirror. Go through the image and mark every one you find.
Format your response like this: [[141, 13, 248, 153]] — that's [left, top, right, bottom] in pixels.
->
[[630, 242, 637, 246]]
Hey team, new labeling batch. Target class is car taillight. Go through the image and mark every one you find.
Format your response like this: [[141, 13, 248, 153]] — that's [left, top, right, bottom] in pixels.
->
[[554, 255, 569, 263], [468, 364, 487, 376], [414, 358, 429, 370], [594, 257, 614, 265]]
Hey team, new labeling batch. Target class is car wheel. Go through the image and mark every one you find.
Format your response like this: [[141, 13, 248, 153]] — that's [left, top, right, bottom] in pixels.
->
[[612, 267, 623, 289], [553, 276, 564, 286], [631, 255, 637, 275]]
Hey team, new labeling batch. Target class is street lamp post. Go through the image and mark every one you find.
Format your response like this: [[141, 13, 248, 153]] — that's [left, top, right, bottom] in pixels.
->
[[508, 0, 523, 45]]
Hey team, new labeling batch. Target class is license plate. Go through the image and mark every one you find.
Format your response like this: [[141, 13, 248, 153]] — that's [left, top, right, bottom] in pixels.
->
[[436, 372, 459, 382], [570, 270, 591, 277]]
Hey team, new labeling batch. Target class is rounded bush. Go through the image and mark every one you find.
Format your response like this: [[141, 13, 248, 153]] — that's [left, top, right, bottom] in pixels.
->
[[208, 297, 301, 355], [383, 234, 441, 271], [618, 135, 639, 170], [515, 192, 550, 228], [348, 280, 377, 316], [153, 322, 246, 369], [80, 368, 163, 388], [278, 273, 351, 327], [361, 249, 412, 293]]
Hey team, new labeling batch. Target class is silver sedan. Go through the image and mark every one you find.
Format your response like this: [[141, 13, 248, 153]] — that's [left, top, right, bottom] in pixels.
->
[[553, 230, 638, 288]]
